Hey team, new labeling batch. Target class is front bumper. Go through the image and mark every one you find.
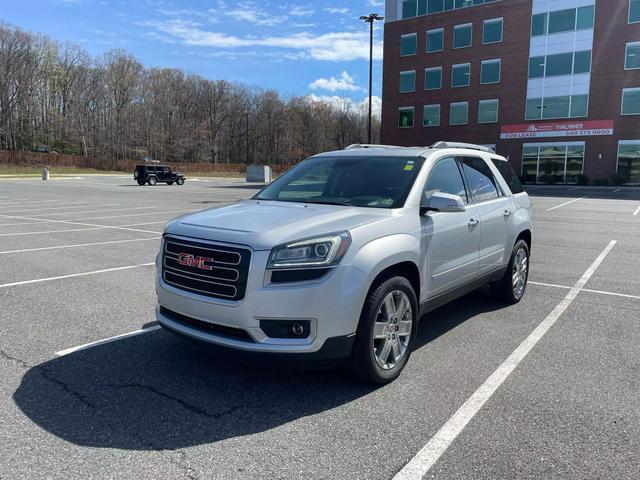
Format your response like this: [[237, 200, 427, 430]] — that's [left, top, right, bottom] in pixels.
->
[[155, 248, 367, 358]]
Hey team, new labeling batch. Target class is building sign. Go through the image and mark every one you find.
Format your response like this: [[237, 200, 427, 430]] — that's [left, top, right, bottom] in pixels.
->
[[500, 120, 614, 139]]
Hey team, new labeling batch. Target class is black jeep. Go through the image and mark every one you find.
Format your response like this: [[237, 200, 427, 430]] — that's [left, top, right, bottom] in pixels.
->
[[133, 165, 185, 186]]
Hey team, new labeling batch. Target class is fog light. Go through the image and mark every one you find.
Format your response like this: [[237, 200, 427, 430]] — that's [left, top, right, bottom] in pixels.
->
[[260, 319, 311, 339]]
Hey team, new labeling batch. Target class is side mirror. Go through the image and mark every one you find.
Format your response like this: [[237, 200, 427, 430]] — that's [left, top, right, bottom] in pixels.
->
[[420, 192, 466, 215]]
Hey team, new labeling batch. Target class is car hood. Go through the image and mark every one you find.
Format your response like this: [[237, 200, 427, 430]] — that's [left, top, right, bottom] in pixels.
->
[[164, 199, 391, 250]]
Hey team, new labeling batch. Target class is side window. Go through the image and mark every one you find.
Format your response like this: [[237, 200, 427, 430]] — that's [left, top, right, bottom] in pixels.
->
[[424, 157, 468, 203], [460, 157, 499, 202], [491, 159, 524, 194]]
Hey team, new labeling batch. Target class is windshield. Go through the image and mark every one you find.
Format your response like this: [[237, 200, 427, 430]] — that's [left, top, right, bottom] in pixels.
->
[[254, 156, 424, 209]]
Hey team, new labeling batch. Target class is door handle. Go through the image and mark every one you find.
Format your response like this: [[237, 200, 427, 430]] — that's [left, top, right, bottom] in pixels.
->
[[504, 210, 512, 217], [468, 218, 479, 227]]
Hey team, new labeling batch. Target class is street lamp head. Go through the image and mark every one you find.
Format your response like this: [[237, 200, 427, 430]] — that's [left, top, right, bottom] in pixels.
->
[[360, 13, 383, 22]]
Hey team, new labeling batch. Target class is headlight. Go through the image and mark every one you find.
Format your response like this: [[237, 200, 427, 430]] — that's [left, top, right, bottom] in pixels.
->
[[267, 232, 352, 269]]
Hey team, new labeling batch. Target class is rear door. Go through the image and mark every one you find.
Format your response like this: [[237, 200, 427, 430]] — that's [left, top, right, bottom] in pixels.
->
[[421, 156, 481, 298], [459, 156, 514, 274]]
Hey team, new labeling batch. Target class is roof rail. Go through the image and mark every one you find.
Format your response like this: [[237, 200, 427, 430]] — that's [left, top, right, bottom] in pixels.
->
[[345, 144, 405, 150], [430, 141, 495, 154]]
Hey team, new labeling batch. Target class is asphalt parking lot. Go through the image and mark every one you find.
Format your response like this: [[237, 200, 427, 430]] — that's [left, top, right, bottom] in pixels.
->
[[1, 176, 639, 479]]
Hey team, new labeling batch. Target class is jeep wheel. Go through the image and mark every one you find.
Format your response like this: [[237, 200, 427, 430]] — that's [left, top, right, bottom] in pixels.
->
[[491, 239, 529, 304], [148, 176, 157, 186], [176, 177, 185, 186], [348, 275, 418, 384], [137, 180, 144, 186]]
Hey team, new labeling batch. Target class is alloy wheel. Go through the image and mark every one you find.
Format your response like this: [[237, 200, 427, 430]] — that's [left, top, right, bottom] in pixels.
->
[[512, 247, 528, 299], [372, 290, 413, 370]]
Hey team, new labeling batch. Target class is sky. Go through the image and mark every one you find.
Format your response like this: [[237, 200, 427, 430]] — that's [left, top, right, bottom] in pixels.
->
[[2, 0, 385, 114]]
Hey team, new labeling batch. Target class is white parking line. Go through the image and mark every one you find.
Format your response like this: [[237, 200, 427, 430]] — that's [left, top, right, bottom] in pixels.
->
[[0, 262, 155, 289], [2, 203, 116, 214], [55, 326, 162, 357], [0, 213, 181, 234], [530, 281, 640, 300], [393, 240, 617, 480], [634, 205, 640, 216], [546, 197, 584, 211], [0, 237, 161, 255], [0, 221, 168, 237], [27, 205, 156, 218]]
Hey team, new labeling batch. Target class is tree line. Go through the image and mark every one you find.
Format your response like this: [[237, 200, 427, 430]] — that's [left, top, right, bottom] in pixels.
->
[[0, 23, 379, 165]]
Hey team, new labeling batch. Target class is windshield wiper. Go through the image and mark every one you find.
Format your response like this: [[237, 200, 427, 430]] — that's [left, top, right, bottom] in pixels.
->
[[303, 200, 352, 206]]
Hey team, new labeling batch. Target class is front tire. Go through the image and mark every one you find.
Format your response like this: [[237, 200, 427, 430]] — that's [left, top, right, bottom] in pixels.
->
[[491, 239, 529, 304], [176, 177, 185, 185], [348, 275, 418, 384]]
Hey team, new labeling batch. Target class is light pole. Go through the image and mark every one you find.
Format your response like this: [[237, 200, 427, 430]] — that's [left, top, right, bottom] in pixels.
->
[[360, 13, 383, 145]]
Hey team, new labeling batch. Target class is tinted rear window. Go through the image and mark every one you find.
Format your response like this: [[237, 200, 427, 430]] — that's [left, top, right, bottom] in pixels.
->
[[492, 159, 524, 194]]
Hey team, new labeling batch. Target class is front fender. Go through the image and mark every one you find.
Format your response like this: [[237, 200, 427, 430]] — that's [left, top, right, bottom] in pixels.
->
[[350, 233, 421, 305]]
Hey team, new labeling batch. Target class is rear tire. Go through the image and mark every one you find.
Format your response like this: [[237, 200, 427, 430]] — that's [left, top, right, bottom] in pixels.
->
[[491, 239, 529, 304], [137, 180, 144, 186], [348, 275, 418, 384], [148, 176, 157, 186]]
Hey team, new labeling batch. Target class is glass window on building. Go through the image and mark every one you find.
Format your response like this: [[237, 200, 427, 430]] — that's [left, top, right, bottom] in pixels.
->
[[424, 67, 443, 90], [423, 104, 441, 127], [531, 13, 548, 36], [543, 95, 571, 119], [453, 24, 473, 48], [450, 102, 469, 125], [400, 34, 418, 57], [400, 70, 416, 93], [540, 146, 569, 184], [576, 5, 595, 29], [573, 51, 592, 74], [525, 98, 543, 120], [521, 146, 540, 183], [630, 0, 640, 23], [617, 141, 640, 183], [427, 28, 444, 52], [478, 99, 499, 123], [399, 107, 415, 128], [529, 56, 545, 78], [523, 143, 585, 184], [403, 0, 418, 19], [546, 52, 574, 76], [452, 63, 471, 87], [570, 95, 589, 117], [548, 9, 577, 34], [480, 59, 501, 84], [622, 88, 640, 115], [626, 42, 640, 69], [417, 0, 428, 16], [483, 18, 503, 44]]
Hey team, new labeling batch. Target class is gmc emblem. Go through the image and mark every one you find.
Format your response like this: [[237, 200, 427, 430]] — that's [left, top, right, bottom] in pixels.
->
[[177, 253, 214, 271]]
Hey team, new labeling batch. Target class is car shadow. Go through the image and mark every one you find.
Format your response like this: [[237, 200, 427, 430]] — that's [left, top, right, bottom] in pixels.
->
[[14, 288, 507, 451]]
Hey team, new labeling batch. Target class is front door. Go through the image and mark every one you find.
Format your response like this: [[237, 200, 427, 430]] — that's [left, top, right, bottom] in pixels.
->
[[421, 156, 481, 298]]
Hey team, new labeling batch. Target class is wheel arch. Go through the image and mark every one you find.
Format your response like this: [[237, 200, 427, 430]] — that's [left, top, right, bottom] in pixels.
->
[[516, 229, 532, 253]]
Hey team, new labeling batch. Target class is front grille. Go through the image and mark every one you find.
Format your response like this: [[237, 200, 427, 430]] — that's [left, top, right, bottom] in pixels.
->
[[162, 236, 251, 301]]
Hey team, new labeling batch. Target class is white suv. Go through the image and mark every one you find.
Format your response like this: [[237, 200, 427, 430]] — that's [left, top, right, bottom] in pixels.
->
[[155, 142, 532, 383]]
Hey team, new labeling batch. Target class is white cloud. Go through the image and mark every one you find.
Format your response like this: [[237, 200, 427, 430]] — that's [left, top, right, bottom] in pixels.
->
[[309, 71, 363, 92], [289, 5, 315, 17], [306, 94, 382, 119], [367, 0, 385, 7], [144, 19, 383, 62], [324, 7, 350, 15]]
